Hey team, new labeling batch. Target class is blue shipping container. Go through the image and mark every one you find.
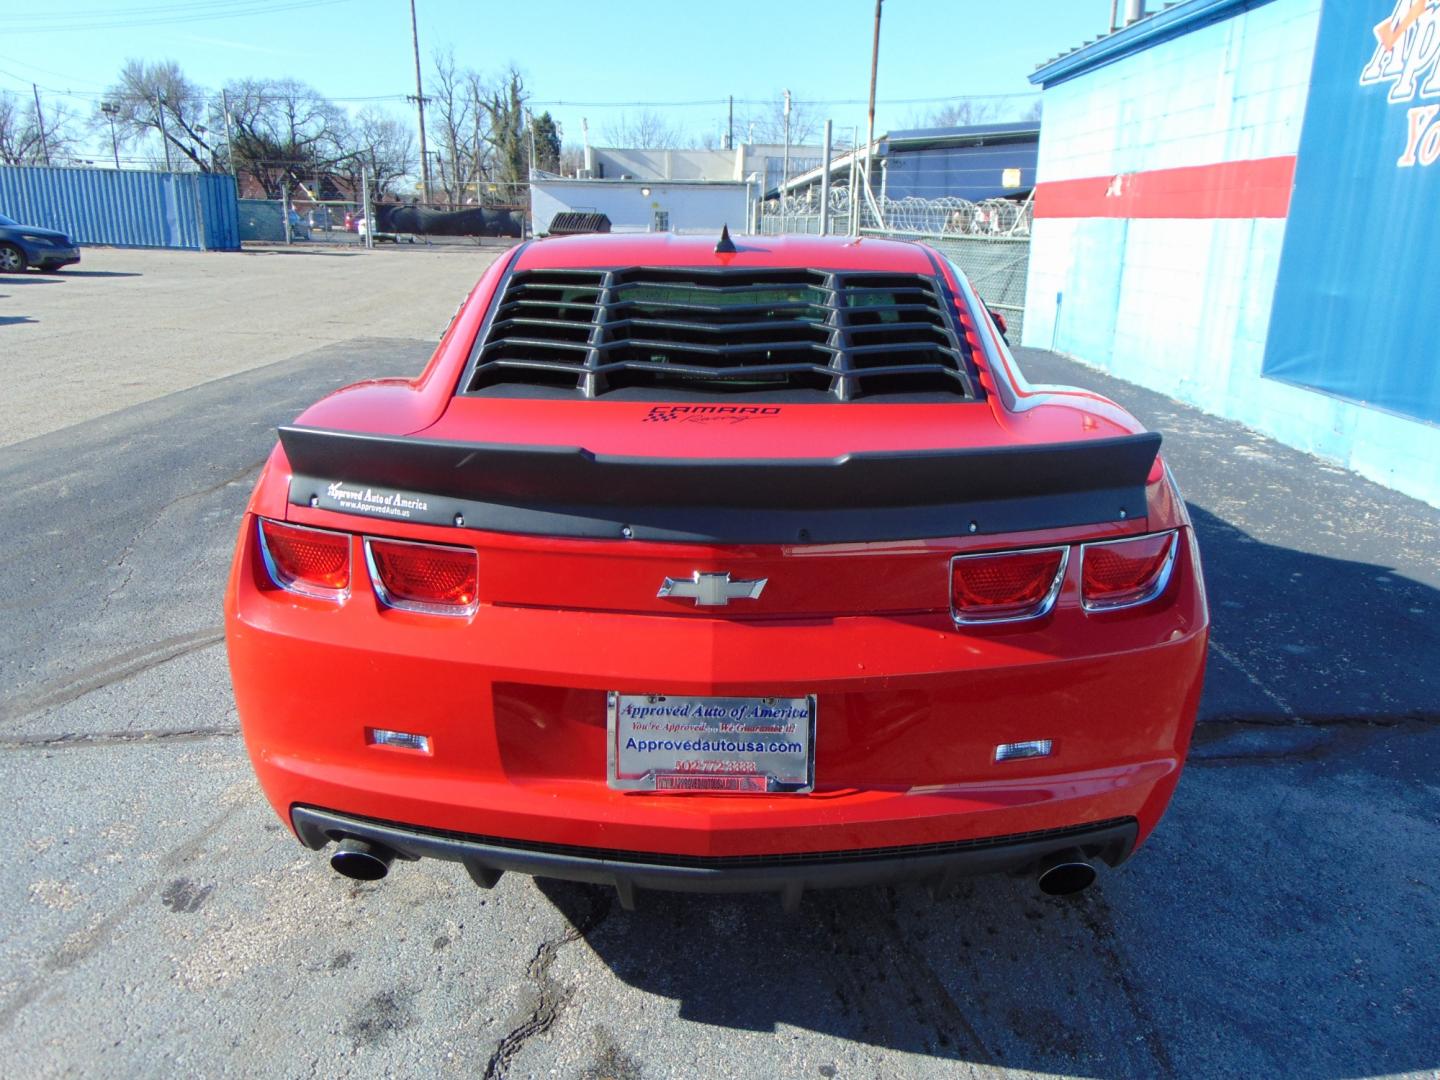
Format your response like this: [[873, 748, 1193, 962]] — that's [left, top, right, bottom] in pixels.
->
[[0, 164, 239, 251]]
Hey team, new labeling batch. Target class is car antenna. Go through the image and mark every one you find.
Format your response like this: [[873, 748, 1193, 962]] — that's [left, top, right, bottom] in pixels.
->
[[714, 224, 737, 254]]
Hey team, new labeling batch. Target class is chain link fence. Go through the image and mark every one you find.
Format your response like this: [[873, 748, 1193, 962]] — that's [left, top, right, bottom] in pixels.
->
[[758, 188, 1032, 340]]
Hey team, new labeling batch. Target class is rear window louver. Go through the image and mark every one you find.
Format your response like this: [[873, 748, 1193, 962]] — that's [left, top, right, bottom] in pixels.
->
[[463, 266, 977, 401]]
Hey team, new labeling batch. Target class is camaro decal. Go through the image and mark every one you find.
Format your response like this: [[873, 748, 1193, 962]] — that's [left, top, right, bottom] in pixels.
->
[[642, 404, 782, 423]]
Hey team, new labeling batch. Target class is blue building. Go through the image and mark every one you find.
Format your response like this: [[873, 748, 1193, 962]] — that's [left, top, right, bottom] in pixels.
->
[[1024, 0, 1440, 509], [776, 122, 1040, 202]]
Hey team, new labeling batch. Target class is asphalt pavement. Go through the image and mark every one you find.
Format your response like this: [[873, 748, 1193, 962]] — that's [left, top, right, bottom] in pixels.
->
[[0, 284, 1437, 1077]]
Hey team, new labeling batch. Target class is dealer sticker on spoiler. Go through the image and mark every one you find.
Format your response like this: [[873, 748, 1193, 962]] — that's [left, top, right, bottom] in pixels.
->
[[607, 693, 816, 793]]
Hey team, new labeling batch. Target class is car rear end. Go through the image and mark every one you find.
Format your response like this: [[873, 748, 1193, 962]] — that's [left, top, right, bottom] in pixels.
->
[[225, 236, 1208, 907]]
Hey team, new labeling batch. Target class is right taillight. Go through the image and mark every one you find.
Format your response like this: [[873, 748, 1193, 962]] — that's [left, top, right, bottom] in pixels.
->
[[951, 546, 1069, 624], [257, 518, 351, 600], [365, 536, 479, 616], [1080, 530, 1178, 611]]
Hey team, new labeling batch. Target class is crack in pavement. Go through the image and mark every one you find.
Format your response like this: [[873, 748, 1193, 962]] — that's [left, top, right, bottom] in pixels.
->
[[1190, 711, 1437, 764], [0, 724, 240, 750], [0, 627, 225, 726], [1073, 890, 1177, 1077], [483, 886, 614, 1080]]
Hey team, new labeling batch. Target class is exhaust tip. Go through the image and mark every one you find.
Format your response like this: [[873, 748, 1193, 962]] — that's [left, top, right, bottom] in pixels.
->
[[330, 837, 395, 881], [1036, 848, 1097, 896]]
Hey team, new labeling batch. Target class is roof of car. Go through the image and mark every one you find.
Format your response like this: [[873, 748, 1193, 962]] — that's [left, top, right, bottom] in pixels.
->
[[514, 232, 939, 273]]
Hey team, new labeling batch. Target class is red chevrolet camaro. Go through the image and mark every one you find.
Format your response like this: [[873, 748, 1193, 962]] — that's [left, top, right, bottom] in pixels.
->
[[224, 232, 1208, 909]]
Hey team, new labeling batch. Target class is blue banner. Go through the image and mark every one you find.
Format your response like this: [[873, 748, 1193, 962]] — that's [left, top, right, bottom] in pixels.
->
[[1265, 0, 1440, 425]]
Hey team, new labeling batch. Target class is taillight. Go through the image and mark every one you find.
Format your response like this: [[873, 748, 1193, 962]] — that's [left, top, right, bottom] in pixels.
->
[[1080, 530, 1178, 611], [365, 537, 479, 616], [950, 546, 1068, 624], [257, 519, 351, 600]]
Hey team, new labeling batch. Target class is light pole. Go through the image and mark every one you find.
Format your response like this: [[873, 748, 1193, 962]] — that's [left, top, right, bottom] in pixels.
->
[[100, 102, 121, 169]]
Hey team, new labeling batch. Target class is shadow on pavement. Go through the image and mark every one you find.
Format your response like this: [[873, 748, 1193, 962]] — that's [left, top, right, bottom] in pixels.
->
[[0, 274, 63, 285], [33, 269, 142, 278], [0, 315, 36, 326], [537, 515, 1440, 1077]]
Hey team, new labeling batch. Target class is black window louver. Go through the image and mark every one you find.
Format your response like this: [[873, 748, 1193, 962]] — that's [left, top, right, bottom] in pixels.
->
[[462, 266, 978, 401]]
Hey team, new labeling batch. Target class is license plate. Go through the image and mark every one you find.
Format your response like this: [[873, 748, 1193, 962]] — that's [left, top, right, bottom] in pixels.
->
[[607, 693, 816, 793]]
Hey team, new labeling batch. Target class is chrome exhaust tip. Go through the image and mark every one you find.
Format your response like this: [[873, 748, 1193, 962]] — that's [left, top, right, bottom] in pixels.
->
[[1036, 848, 1098, 896], [330, 837, 395, 881]]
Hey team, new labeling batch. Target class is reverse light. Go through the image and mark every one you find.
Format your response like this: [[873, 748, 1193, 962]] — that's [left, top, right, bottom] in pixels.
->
[[995, 739, 1053, 762], [1080, 530, 1178, 611], [950, 546, 1068, 624], [365, 536, 479, 616], [257, 519, 351, 600], [368, 728, 432, 753]]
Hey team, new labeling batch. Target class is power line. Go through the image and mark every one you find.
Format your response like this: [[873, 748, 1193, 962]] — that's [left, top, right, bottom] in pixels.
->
[[0, 0, 347, 34]]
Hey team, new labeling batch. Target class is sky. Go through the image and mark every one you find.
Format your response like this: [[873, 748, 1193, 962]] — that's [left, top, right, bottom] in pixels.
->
[[0, 0, 1117, 157]]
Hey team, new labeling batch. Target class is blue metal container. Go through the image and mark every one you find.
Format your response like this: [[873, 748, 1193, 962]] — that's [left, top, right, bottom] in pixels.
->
[[0, 164, 239, 251]]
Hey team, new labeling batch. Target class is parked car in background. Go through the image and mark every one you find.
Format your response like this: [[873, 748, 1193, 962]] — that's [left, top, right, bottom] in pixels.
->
[[226, 233, 1209, 910], [355, 215, 411, 244], [0, 212, 81, 272], [286, 209, 311, 241]]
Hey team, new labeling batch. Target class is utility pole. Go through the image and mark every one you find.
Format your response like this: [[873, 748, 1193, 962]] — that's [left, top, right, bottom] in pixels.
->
[[727, 95, 733, 151], [101, 102, 121, 169], [863, 0, 883, 223], [781, 89, 791, 233], [220, 88, 237, 175], [155, 95, 173, 171], [32, 85, 50, 166], [819, 119, 832, 236], [409, 0, 431, 203]]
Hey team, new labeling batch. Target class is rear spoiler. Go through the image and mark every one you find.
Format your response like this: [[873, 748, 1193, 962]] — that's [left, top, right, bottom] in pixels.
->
[[278, 425, 1162, 544]]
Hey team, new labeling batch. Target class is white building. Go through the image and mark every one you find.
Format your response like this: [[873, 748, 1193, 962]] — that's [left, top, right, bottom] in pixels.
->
[[529, 141, 827, 236], [530, 176, 750, 236]]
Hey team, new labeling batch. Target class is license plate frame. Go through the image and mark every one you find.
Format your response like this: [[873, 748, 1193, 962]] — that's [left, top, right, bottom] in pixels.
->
[[607, 692, 817, 793]]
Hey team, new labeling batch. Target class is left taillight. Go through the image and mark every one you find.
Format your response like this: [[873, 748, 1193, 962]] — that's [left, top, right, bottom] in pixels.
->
[[950, 546, 1069, 624], [364, 536, 479, 616], [257, 518, 351, 601]]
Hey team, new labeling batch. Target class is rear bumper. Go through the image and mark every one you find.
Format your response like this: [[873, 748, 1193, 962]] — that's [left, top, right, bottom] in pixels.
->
[[228, 512, 1208, 863], [293, 805, 1138, 908]]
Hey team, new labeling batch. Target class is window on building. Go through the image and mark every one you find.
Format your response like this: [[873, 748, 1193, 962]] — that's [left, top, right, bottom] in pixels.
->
[[652, 210, 670, 232]]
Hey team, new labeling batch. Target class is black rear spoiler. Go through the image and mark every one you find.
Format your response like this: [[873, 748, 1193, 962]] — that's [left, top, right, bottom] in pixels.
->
[[278, 425, 1161, 544]]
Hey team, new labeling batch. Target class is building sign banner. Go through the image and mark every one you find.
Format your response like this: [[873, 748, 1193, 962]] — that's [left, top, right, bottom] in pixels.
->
[[1264, 0, 1440, 425]]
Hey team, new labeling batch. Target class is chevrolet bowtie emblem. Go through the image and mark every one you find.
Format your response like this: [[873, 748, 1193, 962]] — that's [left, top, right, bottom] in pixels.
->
[[657, 571, 768, 606]]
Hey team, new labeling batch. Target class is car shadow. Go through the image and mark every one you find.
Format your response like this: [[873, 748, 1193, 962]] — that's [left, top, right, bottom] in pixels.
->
[[0, 274, 63, 285], [534, 514, 1440, 1077], [31, 269, 141, 278]]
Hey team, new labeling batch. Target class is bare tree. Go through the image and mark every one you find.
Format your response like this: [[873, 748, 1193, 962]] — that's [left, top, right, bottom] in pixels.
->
[[908, 96, 1042, 129], [602, 109, 684, 150], [428, 49, 478, 205], [0, 89, 76, 165], [222, 76, 349, 196], [104, 59, 216, 170], [558, 142, 584, 177], [743, 93, 821, 147], [339, 109, 415, 197]]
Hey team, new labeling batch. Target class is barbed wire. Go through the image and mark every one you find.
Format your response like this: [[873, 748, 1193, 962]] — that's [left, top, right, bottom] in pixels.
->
[[762, 188, 1033, 238]]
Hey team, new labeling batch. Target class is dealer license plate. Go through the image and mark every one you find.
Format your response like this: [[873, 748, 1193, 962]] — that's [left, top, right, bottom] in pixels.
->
[[607, 693, 816, 793]]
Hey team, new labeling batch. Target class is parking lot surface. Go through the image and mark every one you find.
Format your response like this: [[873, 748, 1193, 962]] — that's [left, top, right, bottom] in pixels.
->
[[1, 247, 1437, 1079]]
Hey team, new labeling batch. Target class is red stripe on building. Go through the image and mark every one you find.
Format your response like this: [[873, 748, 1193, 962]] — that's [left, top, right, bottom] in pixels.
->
[[1034, 156, 1296, 219]]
